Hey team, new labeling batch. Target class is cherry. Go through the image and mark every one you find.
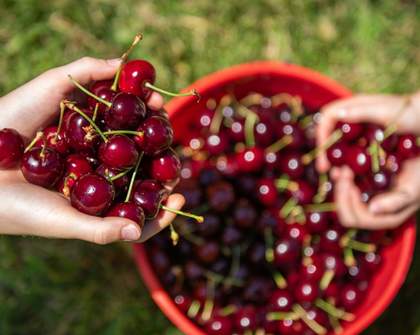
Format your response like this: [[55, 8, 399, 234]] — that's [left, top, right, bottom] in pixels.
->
[[70, 173, 115, 215], [254, 120, 274, 146], [104, 92, 146, 130], [132, 179, 169, 218], [210, 258, 229, 275], [243, 277, 273, 304], [247, 242, 266, 265], [199, 168, 222, 187], [289, 180, 315, 205], [326, 143, 348, 166], [347, 263, 369, 283], [237, 147, 264, 173], [197, 213, 221, 237], [206, 181, 235, 212], [368, 171, 391, 191], [118, 59, 156, 99], [184, 261, 204, 280], [193, 109, 214, 131], [276, 123, 305, 149], [299, 260, 324, 282], [215, 155, 239, 177], [0, 128, 24, 169], [274, 238, 301, 267], [306, 211, 329, 234], [269, 289, 294, 311], [256, 178, 278, 207], [21, 147, 63, 188], [65, 111, 99, 150], [278, 319, 305, 335], [195, 241, 220, 264], [88, 80, 116, 115], [337, 122, 363, 141], [279, 152, 305, 178], [346, 146, 371, 174], [99, 135, 139, 169], [264, 150, 280, 171], [96, 164, 129, 190], [233, 198, 257, 228], [173, 293, 192, 313], [228, 119, 245, 142], [106, 202, 145, 229], [233, 306, 258, 332], [304, 306, 329, 330], [149, 150, 181, 183], [134, 116, 173, 155], [204, 132, 230, 156], [293, 279, 319, 303], [385, 153, 401, 173], [256, 209, 280, 235], [285, 223, 308, 244], [36, 126, 69, 155], [338, 284, 362, 311], [359, 252, 382, 273], [317, 252, 347, 278], [397, 134, 418, 159], [58, 154, 93, 195], [205, 315, 233, 335], [222, 225, 242, 246], [319, 228, 342, 253], [174, 179, 202, 209]]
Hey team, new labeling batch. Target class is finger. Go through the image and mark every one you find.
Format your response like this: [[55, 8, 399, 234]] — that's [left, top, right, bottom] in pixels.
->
[[138, 193, 185, 242], [147, 92, 164, 111], [333, 167, 358, 227], [368, 190, 414, 214]]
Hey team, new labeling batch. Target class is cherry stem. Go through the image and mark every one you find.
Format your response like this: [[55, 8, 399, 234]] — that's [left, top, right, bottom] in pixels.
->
[[255, 329, 266, 335], [293, 304, 327, 335], [267, 311, 299, 321], [68, 75, 112, 108], [55, 101, 66, 141], [299, 114, 315, 129], [319, 269, 335, 291], [315, 299, 355, 321], [313, 173, 329, 204], [328, 314, 343, 334], [219, 305, 237, 317], [63, 100, 108, 142], [244, 108, 259, 147], [265, 135, 292, 153], [109, 167, 133, 182], [201, 279, 215, 321], [92, 103, 99, 122], [273, 271, 287, 289], [210, 95, 232, 134], [275, 175, 299, 192], [264, 227, 274, 263], [280, 197, 299, 219], [124, 152, 144, 202], [343, 247, 356, 267], [228, 245, 241, 279], [169, 224, 179, 246], [144, 82, 200, 101], [271, 93, 303, 121], [160, 205, 204, 223], [111, 33, 143, 91], [346, 239, 376, 253], [367, 140, 380, 173], [301, 129, 343, 165], [103, 130, 143, 137], [304, 202, 336, 213], [24, 131, 44, 153], [239, 93, 263, 107], [187, 300, 201, 318]]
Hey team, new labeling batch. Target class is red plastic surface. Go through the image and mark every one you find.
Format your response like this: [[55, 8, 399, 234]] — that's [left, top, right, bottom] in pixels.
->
[[133, 61, 416, 335]]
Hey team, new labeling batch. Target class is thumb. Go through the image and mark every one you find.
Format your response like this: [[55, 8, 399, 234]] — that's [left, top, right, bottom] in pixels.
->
[[368, 189, 414, 215]]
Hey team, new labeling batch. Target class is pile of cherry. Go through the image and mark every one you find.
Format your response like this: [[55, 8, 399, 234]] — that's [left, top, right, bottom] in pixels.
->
[[146, 93, 419, 335], [0, 34, 202, 229]]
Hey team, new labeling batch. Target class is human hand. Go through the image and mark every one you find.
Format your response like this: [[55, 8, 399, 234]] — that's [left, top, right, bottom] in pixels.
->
[[332, 161, 420, 230], [0, 57, 185, 244], [316, 92, 420, 172]]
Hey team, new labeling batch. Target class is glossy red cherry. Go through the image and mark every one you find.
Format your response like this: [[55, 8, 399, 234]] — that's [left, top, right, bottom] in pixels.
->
[[118, 59, 156, 99], [285, 223, 308, 244], [149, 150, 181, 183], [318, 252, 347, 278], [233, 306, 257, 332], [70, 173, 115, 215], [228, 119, 245, 142], [326, 143, 348, 166], [337, 122, 363, 141], [215, 155, 239, 177], [289, 180, 315, 205], [96, 164, 129, 190], [65, 111, 99, 150], [274, 238, 301, 267], [99, 135, 139, 169], [21, 147, 63, 188], [397, 134, 418, 159], [338, 284, 362, 311], [299, 261, 323, 282], [205, 315, 233, 335], [264, 151, 280, 171], [195, 241, 220, 264], [206, 181, 235, 212], [319, 227, 342, 253], [278, 319, 305, 335], [346, 146, 371, 174], [204, 132, 230, 156], [173, 293, 192, 313], [359, 252, 382, 273], [58, 154, 93, 195], [106, 202, 145, 229], [134, 116, 173, 155], [132, 179, 169, 218], [293, 279, 319, 303], [368, 171, 391, 191], [104, 92, 147, 130], [269, 289, 294, 311], [237, 147, 264, 173], [88, 80, 116, 115], [233, 198, 257, 228], [279, 152, 305, 178], [256, 178, 278, 206], [0, 128, 24, 169], [36, 126, 69, 155], [254, 120, 274, 146], [193, 108, 214, 131], [276, 123, 305, 149], [305, 211, 329, 234]]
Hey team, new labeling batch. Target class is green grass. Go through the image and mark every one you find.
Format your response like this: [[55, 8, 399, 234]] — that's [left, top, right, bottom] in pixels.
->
[[0, 0, 419, 334]]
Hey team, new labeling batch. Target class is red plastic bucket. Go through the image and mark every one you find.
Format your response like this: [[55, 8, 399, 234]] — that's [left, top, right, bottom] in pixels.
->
[[133, 61, 416, 335]]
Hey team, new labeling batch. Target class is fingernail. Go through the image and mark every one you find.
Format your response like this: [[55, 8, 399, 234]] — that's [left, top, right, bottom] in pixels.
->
[[107, 58, 122, 67], [121, 224, 141, 241]]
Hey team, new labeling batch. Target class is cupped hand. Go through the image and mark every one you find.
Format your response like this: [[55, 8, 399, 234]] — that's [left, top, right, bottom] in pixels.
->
[[316, 93, 420, 172], [0, 57, 184, 244], [332, 161, 420, 230]]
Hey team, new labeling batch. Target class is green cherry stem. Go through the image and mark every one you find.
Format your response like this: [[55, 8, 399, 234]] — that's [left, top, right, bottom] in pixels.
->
[[209, 95, 232, 134], [144, 82, 200, 101], [160, 205, 204, 223], [264, 227, 274, 263], [103, 130, 143, 137], [265, 135, 293, 153], [63, 100, 108, 142], [68, 75, 112, 108], [301, 129, 343, 165], [92, 103, 99, 122], [319, 269, 335, 291], [273, 271, 287, 289], [55, 101, 66, 141], [124, 152, 144, 202], [244, 109, 259, 147], [293, 304, 327, 335], [315, 299, 355, 321], [187, 300, 201, 319], [109, 168, 133, 182], [304, 202, 336, 213], [24, 131, 44, 153], [267, 311, 299, 321]]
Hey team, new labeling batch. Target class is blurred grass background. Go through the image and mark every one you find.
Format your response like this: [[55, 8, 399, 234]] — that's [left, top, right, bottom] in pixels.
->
[[0, 0, 419, 334]]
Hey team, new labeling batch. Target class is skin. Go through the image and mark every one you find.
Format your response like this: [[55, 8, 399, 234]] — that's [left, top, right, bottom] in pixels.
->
[[0, 57, 185, 244], [316, 92, 420, 229]]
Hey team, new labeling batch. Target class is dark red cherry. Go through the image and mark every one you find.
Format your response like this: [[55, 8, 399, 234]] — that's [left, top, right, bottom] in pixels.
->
[[58, 154, 93, 195], [88, 80, 116, 114], [174, 179, 202, 209], [264, 151, 280, 171], [149, 150, 180, 183], [119, 59, 156, 99], [338, 284, 362, 310], [237, 147, 264, 173], [289, 180, 315, 205], [134, 116, 173, 155], [21, 147, 63, 188], [337, 122, 363, 141], [96, 164, 129, 190], [254, 120, 274, 146], [274, 238, 301, 267], [256, 178, 277, 207], [243, 277, 274, 304], [193, 108, 214, 131], [222, 225, 242, 246], [105, 92, 146, 130], [326, 143, 348, 166], [132, 179, 169, 218], [304, 306, 329, 330], [197, 213, 221, 237], [106, 202, 145, 229], [306, 211, 329, 234], [70, 173, 115, 215], [199, 168, 222, 187], [195, 241, 220, 264], [173, 293, 192, 313], [210, 258, 229, 275], [215, 155, 239, 177], [233, 198, 257, 228], [369, 171, 391, 191], [347, 263, 369, 282], [276, 123, 305, 149], [206, 181, 235, 212], [65, 111, 99, 150], [285, 223, 308, 244], [319, 228, 342, 253], [318, 252, 347, 278], [270, 289, 294, 311], [204, 132, 230, 155], [36, 126, 69, 154], [0, 128, 24, 169], [278, 319, 305, 335], [385, 153, 401, 173], [299, 261, 323, 282], [346, 146, 371, 174], [228, 119, 245, 142], [99, 135, 139, 169], [233, 306, 257, 332], [294, 279, 319, 303], [256, 209, 280, 234], [205, 315, 233, 335], [247, 242, 266, 265], [359, 252, 382, 273], [279, 152, 305, 178], [184, 261, 204, 280], [398, 134, 418, 159]]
